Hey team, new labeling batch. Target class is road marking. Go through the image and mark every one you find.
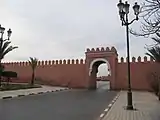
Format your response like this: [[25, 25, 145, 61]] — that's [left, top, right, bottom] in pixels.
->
[[2, 96, 12, 99], [100, 113, 105, 118], [0, 88, 69, 100], [104, 108, 109, 112], [108, 103, 112, 107], [29, 93, 35, 95], [18, 94, 25, 97], [98, 91, 121, 120], [38, 92, 44, 94]]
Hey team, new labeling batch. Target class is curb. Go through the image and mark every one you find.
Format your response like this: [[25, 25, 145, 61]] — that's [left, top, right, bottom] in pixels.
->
[[1, 87, 71, 100], [2, 96, 13, 99], [18, 94, 25, 97], [98, 91, 121, 120]]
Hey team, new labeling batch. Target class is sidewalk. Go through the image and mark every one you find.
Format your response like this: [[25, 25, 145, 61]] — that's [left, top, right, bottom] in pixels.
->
[[0, 85, 69, 99], [102, 91, 160, 120]]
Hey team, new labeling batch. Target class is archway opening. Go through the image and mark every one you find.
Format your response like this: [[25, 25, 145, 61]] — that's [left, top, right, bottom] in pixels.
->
[[97, 63, 110, 90], [89, 58, 111, 90]]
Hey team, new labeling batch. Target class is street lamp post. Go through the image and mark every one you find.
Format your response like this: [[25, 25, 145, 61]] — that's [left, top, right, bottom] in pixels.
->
[[117, 0, 140, 110], [0, 24, 12, 86]]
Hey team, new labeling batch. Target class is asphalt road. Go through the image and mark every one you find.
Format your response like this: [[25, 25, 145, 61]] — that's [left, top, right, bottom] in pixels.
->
[[0, 82, 118, 120], [97, 81, 110, 90]]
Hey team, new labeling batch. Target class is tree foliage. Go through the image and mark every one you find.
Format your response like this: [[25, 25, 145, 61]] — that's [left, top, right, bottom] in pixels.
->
[[130, 0, 160, 37], [28, 57, 38, 71], [2, 71, 17, 85], [2, 71, 17, 78], [0, 39, 18, 86], [145, 30, 160, 100], [28, 57, 38, 85], [146, 46, 160, 62], [0, 40, 18, 61], [148, 72, 160, 95], [151, 33, 160, 45], [146, 30, 160, 60]]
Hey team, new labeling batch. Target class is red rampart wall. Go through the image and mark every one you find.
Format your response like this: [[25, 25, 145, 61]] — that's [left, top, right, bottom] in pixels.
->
[[116, 56, 159, 91], [3, 59, 87, 88], [2, 48, 160, 91]]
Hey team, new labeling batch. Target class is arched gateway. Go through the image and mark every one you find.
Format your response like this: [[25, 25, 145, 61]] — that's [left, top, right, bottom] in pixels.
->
[[85, 47, 118, 90]]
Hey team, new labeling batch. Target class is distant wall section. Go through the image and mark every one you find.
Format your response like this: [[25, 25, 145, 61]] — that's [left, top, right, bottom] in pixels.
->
[[3, 59, 87, 88], [116, 56, 159, 91]]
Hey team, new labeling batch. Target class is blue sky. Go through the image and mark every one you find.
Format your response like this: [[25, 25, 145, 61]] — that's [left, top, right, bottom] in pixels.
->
[[0, 0, 153, 63]]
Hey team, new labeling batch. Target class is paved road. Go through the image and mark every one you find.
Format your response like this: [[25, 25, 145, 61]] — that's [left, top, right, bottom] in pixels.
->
[[0, 84, 118, 120], [97, 81, 110, 90]]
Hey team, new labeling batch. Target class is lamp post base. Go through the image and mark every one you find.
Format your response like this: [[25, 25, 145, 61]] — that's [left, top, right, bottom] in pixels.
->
[[126, 91, 134, 110]]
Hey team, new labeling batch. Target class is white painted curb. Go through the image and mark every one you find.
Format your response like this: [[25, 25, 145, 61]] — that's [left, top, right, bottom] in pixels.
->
[[1, 88, 71, 100]]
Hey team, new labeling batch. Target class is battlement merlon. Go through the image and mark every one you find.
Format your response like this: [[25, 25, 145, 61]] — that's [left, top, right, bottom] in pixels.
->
[[2, 59, 86, 66], [86, 46, 117, 53], [119, 56, 154, 63]]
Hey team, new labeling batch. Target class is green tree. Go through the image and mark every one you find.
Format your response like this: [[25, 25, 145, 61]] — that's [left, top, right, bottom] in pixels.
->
[[2, 71, 17, 86], [151, 33, 160, 45], [146, 42, 160, 100], [130, 0, 160, 37], [146, 32, 160, 61], [146, 46, 160, 62], [28, 57, 38, 85], [0, 40, 18, 86], [0, 64, 5, 72]]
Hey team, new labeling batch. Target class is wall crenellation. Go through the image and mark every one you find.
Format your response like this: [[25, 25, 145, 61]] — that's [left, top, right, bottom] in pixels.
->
[[2, 59, 86, 66], [3, 56, 154, 66], [118, 56, 155, 63], [1, 46, 158, 91], [86, 46, 117, 53]]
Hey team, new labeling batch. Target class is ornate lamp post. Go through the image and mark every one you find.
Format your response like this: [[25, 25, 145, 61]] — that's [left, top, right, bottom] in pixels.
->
[[0, 25, 12, 40], [0, 24, 12, 86], [117, 0, 140, 110]]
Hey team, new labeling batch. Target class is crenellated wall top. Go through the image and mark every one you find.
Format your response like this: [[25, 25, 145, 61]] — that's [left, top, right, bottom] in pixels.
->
[[118, 56, 155, 63], [86, 46, 117, 53], [2, 59, 86, 66], [2, 56, 156, 66]]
